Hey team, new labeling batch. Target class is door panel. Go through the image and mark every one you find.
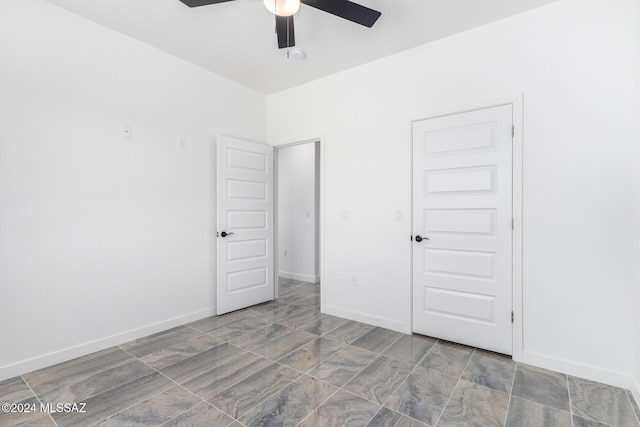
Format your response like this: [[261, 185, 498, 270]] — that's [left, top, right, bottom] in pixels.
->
[[424, 249, 495, 278], [424, 209, 495, 235], [227, 179, 267, 200], [226, 148, 269, 171], [424, 122, 495, 154], [426, 166, 496, 194], [227, 239, 268, 262], [227, 210, 268, 230], [423, 288, 495, 322], [412, 105, 513, 355], [217, 135, 274, 315], [227, 267, 268, 292]]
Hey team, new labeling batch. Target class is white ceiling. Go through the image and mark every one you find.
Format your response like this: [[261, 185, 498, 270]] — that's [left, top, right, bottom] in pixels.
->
[[45, 0, 557, 94]]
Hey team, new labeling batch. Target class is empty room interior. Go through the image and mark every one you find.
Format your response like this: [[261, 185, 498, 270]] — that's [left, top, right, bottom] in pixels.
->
[[1, 0, 640, 426]]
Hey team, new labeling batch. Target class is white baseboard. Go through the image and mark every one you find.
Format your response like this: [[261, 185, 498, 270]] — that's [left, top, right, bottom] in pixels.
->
[[323, 304, 411, 334], [0, 307, 216, 382], [522, 350, 634, 391], [278, 271, 319, 283]]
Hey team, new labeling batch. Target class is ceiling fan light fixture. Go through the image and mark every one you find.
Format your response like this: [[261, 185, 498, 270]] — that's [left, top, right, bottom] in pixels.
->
[[264, 0, 300, 17]]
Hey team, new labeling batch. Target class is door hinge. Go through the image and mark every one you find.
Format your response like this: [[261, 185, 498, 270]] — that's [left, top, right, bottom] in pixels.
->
[[512, 125, 515, 137], [511, 218, 515, 230], [511, 311, 514, 323]]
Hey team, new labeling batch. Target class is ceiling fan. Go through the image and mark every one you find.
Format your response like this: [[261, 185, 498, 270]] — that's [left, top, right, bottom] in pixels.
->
[[178, 0, 382, 49]]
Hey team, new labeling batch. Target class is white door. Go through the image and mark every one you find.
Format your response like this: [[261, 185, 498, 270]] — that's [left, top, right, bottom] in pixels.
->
[[217, 135, 274, 315], [412, 105, 513, 355]]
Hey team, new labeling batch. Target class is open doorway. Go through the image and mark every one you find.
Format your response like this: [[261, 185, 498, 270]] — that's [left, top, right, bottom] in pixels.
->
[[275, 140, 321, 302]]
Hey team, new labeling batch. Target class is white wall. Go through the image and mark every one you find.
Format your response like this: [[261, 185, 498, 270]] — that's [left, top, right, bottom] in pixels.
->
[[268, 0, 637, 389], [0, 0, 266, 380], [277, 143, 318, 282]]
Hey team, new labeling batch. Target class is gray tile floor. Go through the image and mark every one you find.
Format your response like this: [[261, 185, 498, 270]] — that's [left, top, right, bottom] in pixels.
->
[[2, 279, 639, 427]]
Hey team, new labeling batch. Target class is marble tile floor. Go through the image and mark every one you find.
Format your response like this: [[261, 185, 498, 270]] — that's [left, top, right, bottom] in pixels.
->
[[1, 278, 639, 427]]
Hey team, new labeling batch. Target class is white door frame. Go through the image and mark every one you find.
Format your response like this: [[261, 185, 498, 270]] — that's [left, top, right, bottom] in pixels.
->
[[272, 137, 325, 303], [410, 95, 523, 362]]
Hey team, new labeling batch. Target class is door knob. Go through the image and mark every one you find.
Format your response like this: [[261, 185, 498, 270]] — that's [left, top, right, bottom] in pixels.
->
[[220, 231, 235, 238], [415, 235, 429, 242]]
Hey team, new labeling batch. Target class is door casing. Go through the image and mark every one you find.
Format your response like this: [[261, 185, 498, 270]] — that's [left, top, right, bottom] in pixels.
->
[[272, 138, 325, 305], [216, 135, 325, 309]]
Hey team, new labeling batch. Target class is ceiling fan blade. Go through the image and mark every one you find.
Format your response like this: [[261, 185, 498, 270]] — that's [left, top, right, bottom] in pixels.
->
[[178, 0, 235, 7], [301, 0, 381, 27], [276, 15, 296, 49]]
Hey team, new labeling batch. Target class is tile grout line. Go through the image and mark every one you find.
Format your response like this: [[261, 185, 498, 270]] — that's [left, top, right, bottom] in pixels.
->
[[432, 347, 478, 427], [271, 341, 345, 376], [23, 347, 135, 403], [375, 336, 435, 366], [193, 313, 317, 425], [162, 346, 265, 422], [19, 280, 624, 427], [566, 375, 575, 427], [302, 342, 377, 384], [205, 303, 332, 392], [37, 355, 169, 426], [17, 304, 397, 426], [145, 340, 245, 384], [158, 401, 236, 427], [298, 387, 373, 427], [214, 323, 295, 351], [97, 346, 215, 427], [328, 337, 444, 424], [356, 329, 406, 358], [376, 338, 442, 421], [16, 281, 316, 427], [119, 342, 277, 427], [393, 337, 448, 425], [564, 377, 622, 427], [366, 407, 386, 426], [122, 340, 280, 427], [626, 390, 640, 426], [288, 322, 388, 425], [329, 338, 445, 424], [508, 364, 574, 420], [219, 367, 304, 424], [292, 376, 345, 426], [230, 374, 305, 423], [19, 374, 60, 427], [509, 394, 575, 420], [249, 332, 317, 365], [324, 339, 403, 421], [23, 333, 215, 426], [502, 361, 518, 427], [284, 311, 339, 336]]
